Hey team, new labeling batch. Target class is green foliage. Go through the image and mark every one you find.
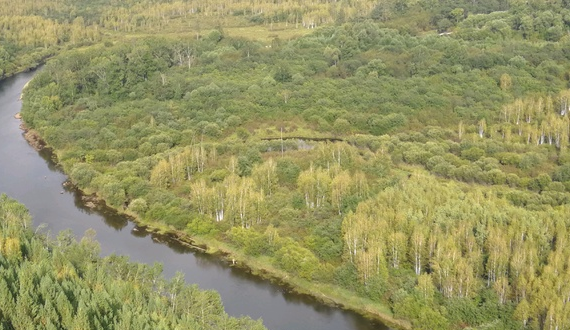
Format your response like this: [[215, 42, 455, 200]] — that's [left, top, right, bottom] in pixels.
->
[[276, 159, 301, 187], [128, 198, 148, 216], [553, 164, 570, 182], [275, 240, 319, 280], [237, 148, 262, 177], [461, 147, 485, 161], [187, 216, 219, 236], [273, 66, 292, 83], [0, 195, 266, 330], [69, 163, 99, 189], [228, 227, 272, 256], [305, 220, 343, 262]]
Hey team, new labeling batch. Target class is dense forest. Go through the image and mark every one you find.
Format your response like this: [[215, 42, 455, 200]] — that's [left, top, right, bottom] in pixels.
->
[[6, 0, 570, 328], [0, 194, 265, 329], [3, 0, 569, 77]]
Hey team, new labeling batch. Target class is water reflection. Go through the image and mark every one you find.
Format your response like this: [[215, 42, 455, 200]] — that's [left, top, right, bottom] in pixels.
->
[[68, 189, 129, 230], [100, 210, 129, 230], [37, 147, 60, 172], [131, 226, 150, 238]]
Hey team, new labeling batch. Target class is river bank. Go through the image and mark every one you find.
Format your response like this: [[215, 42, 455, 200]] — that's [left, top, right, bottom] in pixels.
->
[[17, 114, 410, 330], [175, 233, 412, 330], [128, 217, 412, 330], [0, 61, 46, 84]]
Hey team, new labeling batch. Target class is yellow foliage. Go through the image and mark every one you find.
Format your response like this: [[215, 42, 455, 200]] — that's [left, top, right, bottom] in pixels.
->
[[3, 237, 22, 260]]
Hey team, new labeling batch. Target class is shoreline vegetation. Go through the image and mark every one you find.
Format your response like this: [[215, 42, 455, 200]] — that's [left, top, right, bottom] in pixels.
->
[[17, 114, 411, 330], [0, 62, 46, 85], [140, 225, 410, 330], [18, 80, 32, 101]]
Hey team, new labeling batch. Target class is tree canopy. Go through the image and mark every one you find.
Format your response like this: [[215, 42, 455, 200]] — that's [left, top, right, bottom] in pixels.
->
[[0, 194, 266, 330]]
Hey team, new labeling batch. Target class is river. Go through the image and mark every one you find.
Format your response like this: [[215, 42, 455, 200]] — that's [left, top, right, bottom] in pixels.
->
[[0, 70, 390, 330]]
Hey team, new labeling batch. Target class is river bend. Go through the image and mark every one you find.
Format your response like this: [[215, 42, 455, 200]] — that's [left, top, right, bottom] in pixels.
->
[[0, 70, 389, 330]]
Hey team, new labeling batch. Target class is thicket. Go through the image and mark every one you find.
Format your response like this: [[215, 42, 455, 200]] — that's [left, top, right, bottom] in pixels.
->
[[0, 194, 266, 329], [16, 0, 570, 329]]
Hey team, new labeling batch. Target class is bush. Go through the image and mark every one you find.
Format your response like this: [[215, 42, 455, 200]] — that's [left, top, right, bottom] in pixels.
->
[[403, 147, 432, 165], [333, 118, 351, 135], [128, 198, 148, 215], [496, 152, 521, 166], [518, 152, 545, 170], [333, 263, 360, 291], [484, 169, 506, 185], [275, 241, 319, 280], [70, 163, 99, 189], [426, 156, 446, 171], [276, 159, 301, 186], [461, 147, 485, 161], [228, 227, 269, 256], [274, 66, 292, 83], [187, 216, 218, 236], [553, 164, 570, 182], [506, 173, 520, 187], [452, 165, 483, 183]]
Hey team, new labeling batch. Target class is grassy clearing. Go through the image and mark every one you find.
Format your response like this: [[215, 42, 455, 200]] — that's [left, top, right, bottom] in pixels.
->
[[104, 16, 315, 44], [250, 121, 335, 139], [225, 23, 314, 44]]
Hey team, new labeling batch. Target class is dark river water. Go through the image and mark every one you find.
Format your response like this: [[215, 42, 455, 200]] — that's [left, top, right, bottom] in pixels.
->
[[0, 70, 390, 330]]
